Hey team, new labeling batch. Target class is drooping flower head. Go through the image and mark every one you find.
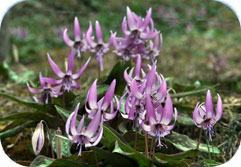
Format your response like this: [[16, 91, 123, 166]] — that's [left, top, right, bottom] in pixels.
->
[[193, 90, 223, 141], [85, 79, 119, 121], [63, 17, 88, 58], [46, 50, 90, 92], [86, 21, 113, 71], [27, 72, 62, 104], [142, 93, 178, 147], [66, 103, 103, 156]]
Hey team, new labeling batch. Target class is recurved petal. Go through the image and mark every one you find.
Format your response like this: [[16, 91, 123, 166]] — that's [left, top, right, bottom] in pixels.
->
[[160, 93, 173, 125], [193, 103, 204, 125], [130, 79, 143, 99], [155, 79, 167, 102], [39, 72, 46, 88], [63, 29, 75, 47], [85, 109, 101, 138], [77, 115, 85, 133], [47, 53, 65, 78], [103, 101, 117, 121], [156, 104, 163, 122], [126, 6, 136, 30], [145, 62, 156, 94], [141, 122, 153, 133], [101, 79, 116, 111], [205, 90, 214, 119], [27, 82, 43, 94], [95, 21, 103, 42], [140, 8, 152, 30], [215, 94, 223, 121], [43, 77, 62, 85], [72, 57, 90, 79], [74, 17, 81, 41], [165, 108, 178, 131], [86, 22, 96, 48], [86, 79, 98, 109], [88, 116, 103, 147], [70, 103, 80, 136], [146, 94, 156, 123]]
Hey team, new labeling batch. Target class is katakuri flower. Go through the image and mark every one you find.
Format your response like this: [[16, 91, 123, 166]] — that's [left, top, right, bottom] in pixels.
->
[[86, 21, 113, 71], [193, 90, 223, 141], [27, 72, 62, 104], [85, 79, 119, 121], [63, 17, 88, 57], [142, 94, 178, 147], [66, 103, 103, 156], [32, 120, 45, 155], [46, 50, 90, 92]]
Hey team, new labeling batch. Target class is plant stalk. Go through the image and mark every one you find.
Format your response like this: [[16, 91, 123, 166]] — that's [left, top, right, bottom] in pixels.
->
[[93, 147, 99, 167], [151, 137, 156, 164], [145, 133, 149, 158], [134, 127, 138, 150], [192, 128, 202, 162]]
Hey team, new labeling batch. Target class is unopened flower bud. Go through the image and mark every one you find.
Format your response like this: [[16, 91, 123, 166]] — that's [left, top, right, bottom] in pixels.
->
[[32, 120, 45, 155]]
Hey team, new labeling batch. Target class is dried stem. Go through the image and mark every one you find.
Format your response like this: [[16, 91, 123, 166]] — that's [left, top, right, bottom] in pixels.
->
[[193, 128, 202, 162], [144, 133, 149, 158], [41, 120, 55, 159]]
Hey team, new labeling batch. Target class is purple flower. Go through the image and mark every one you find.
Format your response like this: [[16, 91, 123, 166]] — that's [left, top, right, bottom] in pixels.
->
[[27, 72, 62, 104], [193, 90, 223, 141], [86, 21, 113, 71], [66, 103, 103, 156], [46, 50, 90, 92], [142, 94, 178, 147], [123, 7, 158, 44], [63, 17, 88, 58], [32, 120, 45, 155], [85, 79, 119, 121]]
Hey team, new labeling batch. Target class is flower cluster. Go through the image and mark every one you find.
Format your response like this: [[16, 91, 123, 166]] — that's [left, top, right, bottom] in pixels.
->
[[112, 7, 162, 63]]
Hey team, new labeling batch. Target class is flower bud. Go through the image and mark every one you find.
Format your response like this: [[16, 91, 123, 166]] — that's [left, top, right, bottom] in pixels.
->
[[32, 121, 45, 155]]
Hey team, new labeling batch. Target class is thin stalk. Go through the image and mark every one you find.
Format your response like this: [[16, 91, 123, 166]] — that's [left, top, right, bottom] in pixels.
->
[[144, 133, 149, 158], [62, 93, 65, 108], [93, 147, 99, 167], [151, 137, 156, 164], [41, 120, 55, 159], [150, 137, 154, 158], [207, 139, 211, 160], [97, 65, 100, 79], [192, 129, 202, 162], [134, 127, 138, 150]]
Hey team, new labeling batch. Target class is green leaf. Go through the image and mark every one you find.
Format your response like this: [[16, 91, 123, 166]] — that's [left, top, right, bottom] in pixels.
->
[[0, 92, 52, 112], [48, 159, 88, 167], [52, 131, 72, 157], [55, 105, 72, 121], [29, 155, 54, 167], [102, 61, 132, 95], [177, 112, 194, 126], [155, 150, 199, 161], [0, 121, 34, 139], [170, 85, 218, 98], [102, 125, 151, 167], [95, 147, 136, 167], [167, 132, 220, 154]]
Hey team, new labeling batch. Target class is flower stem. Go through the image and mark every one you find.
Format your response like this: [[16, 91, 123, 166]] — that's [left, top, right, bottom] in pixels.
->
[[207, 139, 211, 160], [93, 147, 99, 167], [151, 137, 156, 164], [134, 128, 138, 150], [41, 120, 55, 159], [97, 65, 100, 79], [192, 128, 202, 162], [150, 137, 153, 158], [144, 133, 149, 158]]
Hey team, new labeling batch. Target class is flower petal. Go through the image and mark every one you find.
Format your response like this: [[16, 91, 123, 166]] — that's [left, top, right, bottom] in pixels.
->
[[141, 122, 153, 133], [215, 94, 223, 121], [146, 94, 156, 124], [88, 117, 103, 147], [193, 103, 204, 126], [130, 79, 143, 99], [67, 50, 75, 74], [47, 53, 65, 78], [95, 21, 103, 42], [86, 79, 98, 110], [39, 72, 46, 88], [160, 93, 173, 125], [86, 22, 96, 48], [74, 17, 81, 41], [27, 82, 43, 94], [140, 8, 152, 30], [77, 115, 85, 133], [70, 103, 80, 136], [85, 109, 101, 138], [135, 54, 141, 78], [101, 79, 116, 111], [145, 62, 156, 94], [126, 6, 136, 30], [63, 29, 75, 47], [103, 101, 117, 121], [165, 108, 178, 130], [205, 90, 214, 119]]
